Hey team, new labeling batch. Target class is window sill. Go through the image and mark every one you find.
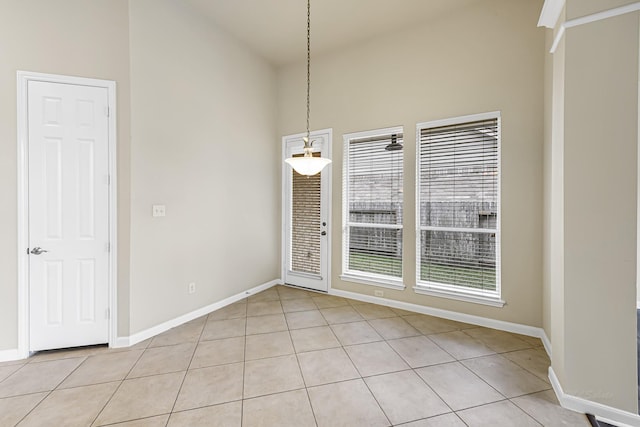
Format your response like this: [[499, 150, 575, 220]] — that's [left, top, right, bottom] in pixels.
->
[[413, 284, 505, 307], [340, 273, 406, 291]]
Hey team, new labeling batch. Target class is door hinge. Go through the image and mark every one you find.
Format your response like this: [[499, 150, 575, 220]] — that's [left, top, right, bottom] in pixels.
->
[[104, 106, 110, 117], [106, 242, 111, 252], [105, 308, 110, 320]]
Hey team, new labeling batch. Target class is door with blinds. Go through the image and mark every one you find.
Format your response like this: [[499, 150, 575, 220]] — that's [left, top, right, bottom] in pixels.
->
[[283, 130, 331, 292]]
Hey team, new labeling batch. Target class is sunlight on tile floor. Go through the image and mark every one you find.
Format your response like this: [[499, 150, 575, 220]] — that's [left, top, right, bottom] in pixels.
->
[[0, 285, 591, 426]]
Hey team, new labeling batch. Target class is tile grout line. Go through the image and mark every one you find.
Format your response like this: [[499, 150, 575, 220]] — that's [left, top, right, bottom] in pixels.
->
[[370, 321, 457, 426], [333, 318, 394, 427], [500, 347, 553, 383], [0, 358, 30, 387], [88, 335, 158, 426], [508, 392, 560, 426], [290, 291, 392, 425], [282, 289, 320, 427], [240, 297, 249, 427], [97, 414, 170, 427], [346, 310, 545, 426], [1, 288, 558, 426], [166, 318, 207, 421], [451, 350, 552, 425], [11, 390, 52, 425], [459, 352, 549, 399], [12, 354, 90, 426], [376, 329, 461, 423]]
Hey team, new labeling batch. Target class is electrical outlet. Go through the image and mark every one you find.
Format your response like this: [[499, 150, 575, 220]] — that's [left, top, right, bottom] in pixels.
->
[[152, 205, 166, 217], [188, 282, 196, 294], [374, 290, 384, 297]]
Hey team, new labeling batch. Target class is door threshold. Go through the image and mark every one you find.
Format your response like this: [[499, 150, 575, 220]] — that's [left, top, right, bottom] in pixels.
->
[[282, 283, 328, 295]]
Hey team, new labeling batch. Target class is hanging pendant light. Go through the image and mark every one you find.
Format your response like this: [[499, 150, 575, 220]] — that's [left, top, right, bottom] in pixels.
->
[[284, 0, 331, 176]]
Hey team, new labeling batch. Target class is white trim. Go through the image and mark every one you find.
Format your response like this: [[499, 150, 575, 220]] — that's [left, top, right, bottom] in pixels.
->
[[550, 2, 640, 54], [415, 111, 502, 306], [413, 285, 505, 308], [329, 288, 544, 339], [326, 129, 333, 294], [342, 125, 405, 142], [16, 73, 28, 359], [0, 349, 22, 363], [550, 26, 566, 55], [113, 336, 130, 348], [123, 279, 280, 347], [538, 0, 566, 28], [16, 71, 118, 359], [281, 138, 287, 288], [637, 20, 640, 316], [339, 274, 406, 291], [415, 111, 501, 131], [106, 82, 118, 349], [281, 129, 332, 293], [420, 226, 497, 234], [549, 368, 640, 427], [348, 222, 403, 230], [540, 328, 552, 359]]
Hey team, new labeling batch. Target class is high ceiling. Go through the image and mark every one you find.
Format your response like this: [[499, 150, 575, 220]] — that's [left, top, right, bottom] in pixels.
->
[[184, 0, 480, 66]]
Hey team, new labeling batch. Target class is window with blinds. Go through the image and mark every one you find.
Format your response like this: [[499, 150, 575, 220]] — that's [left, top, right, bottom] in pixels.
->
[[416, 113, 501, 302], [342, 127, 404, 288]]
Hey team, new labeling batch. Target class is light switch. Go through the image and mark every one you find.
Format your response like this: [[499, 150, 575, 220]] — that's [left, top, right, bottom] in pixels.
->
[[152, 205, 166, 217]]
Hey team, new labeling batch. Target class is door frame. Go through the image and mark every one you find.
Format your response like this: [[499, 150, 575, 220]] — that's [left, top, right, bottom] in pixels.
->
[[281, 128, 332, 293], [16, 71, 118, 358]]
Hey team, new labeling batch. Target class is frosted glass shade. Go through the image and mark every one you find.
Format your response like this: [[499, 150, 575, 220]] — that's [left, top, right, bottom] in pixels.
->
[[285, 156, 331, 176]]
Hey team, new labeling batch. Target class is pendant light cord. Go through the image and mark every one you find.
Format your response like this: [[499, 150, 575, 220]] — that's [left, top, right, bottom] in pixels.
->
[[306, 0, 311, 147]]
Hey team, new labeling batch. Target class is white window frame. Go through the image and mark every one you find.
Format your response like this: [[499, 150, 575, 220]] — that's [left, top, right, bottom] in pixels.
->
[[414, 112, 504, 307], [341, 126, 405, 290]]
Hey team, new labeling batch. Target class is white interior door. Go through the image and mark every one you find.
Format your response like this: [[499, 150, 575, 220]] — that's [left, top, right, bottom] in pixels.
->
[[283, 130, 331, 292], [28, 80, 110, 352]]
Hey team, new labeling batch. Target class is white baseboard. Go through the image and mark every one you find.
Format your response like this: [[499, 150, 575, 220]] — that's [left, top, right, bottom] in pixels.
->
[[113, 336, 130, 348], [119, 279, 281, 348], [549, 368, 640, 427], [0, 348, 21, 363], [329, 288, 546, 341]]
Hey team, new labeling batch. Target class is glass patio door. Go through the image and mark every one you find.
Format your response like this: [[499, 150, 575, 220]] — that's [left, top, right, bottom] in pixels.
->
[[283, 129, 331, 292]]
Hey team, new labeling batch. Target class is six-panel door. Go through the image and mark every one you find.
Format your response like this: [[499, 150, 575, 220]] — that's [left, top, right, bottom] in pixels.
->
[[28, 80, 110, 351]]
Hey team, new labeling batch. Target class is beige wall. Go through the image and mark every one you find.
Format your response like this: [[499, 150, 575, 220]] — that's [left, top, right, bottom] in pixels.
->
[[0, 0, 132, 350], [128, 0, 279, 333], [545, 0, 639, 413], [278, 0, 545, 327], [0, 0, 279, 349], [563, 1, 638, 412]]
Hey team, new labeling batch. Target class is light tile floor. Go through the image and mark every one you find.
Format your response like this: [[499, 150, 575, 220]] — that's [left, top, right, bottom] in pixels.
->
[[0, 285, 591, 426]]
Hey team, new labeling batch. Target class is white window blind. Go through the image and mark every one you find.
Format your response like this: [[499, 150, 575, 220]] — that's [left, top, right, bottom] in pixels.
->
[[416, 113, 500, 300], [343, 128, 403, 286]]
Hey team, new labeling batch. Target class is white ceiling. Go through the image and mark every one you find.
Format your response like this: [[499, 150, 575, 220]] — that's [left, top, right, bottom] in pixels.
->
[[184, 0, 479, 66]]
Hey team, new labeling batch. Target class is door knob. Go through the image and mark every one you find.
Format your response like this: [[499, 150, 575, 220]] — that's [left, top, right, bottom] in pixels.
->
[[321, 231, 327, 236], [30, 247, 48, 255]]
